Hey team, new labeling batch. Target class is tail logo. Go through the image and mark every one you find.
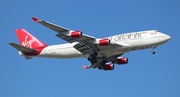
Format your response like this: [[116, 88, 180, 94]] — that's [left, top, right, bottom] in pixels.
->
[[22, 36, 37, 48]]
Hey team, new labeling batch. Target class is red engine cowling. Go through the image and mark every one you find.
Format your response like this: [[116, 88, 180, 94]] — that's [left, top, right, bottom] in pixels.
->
[[116, 57, 128, 65], [67, 30, 82, 38], [103, 63, 114, 70], [96, 38, 110, 46]]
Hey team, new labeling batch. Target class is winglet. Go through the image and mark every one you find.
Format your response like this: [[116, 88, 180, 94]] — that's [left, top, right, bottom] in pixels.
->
[[32, 17, 40, 22], [82, 65, 87, 69]]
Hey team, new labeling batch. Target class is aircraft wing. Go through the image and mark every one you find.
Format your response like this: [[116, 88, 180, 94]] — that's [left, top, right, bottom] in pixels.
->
[[82, 54, 123, 69], [32, 17, 127, 55], [32, 17, 96, 43]]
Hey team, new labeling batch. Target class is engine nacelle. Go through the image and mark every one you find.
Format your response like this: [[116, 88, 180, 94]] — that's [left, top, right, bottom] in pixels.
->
[[103, 63, 114, 70], [95, 38, 111, 46], [116, 57, 128, 65], [98, 63, 114, 71], [66, 30, 82, 38]]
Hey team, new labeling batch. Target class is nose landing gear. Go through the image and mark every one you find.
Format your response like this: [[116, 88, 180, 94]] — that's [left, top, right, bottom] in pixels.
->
[[151, 46, 156, 54]]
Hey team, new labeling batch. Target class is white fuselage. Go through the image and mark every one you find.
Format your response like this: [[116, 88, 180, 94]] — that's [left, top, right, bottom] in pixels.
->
[[34, 30, 170, 59]]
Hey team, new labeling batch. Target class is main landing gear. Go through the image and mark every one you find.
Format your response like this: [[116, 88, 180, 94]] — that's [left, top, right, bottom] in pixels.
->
[[88, 52, 98, 64], [151, 46, 156, 54]]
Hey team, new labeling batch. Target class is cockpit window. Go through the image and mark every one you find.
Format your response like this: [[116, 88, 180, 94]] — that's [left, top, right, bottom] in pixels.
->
[[155, 30, 158, 33], [150, 31, 157, 35]]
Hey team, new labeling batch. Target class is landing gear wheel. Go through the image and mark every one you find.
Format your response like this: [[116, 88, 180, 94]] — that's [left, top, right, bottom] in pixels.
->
[[151, 46, 156, 54], [152, 50, 155, 54], [88, 51, 98, 64], [98, 67, 102, 70], [91, 60, 97, 64], [94, 60, 97, 63], [94, 52, 98, 56], [88, 57, 92, 61]]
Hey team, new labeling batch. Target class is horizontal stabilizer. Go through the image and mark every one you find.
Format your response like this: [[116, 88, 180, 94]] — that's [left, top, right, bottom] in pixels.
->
[[8, 42, 37, 53]]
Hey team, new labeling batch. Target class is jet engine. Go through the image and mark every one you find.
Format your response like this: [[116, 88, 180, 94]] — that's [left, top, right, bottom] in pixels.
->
[[95, 38, 111, 46], [99, 63, 114, 71], [66, 30, 82, 38], [116, 57, 128, 65]]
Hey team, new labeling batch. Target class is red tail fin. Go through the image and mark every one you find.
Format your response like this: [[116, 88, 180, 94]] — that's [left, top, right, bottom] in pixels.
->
[[15, 29, 47, 49]]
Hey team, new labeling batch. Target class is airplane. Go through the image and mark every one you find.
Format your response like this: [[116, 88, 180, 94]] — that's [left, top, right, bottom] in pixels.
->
[[8, 17, 171, 71]]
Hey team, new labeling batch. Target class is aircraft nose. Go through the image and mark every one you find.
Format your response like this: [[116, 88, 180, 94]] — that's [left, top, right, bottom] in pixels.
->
[[166, 35, 171, 41], [159, 33, 171, 43], [164, 34, 171, 41]]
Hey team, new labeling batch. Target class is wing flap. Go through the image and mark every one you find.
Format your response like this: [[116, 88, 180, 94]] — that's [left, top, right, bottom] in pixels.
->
[[73, 42, 95, 54], [55, 33, 76, 43]]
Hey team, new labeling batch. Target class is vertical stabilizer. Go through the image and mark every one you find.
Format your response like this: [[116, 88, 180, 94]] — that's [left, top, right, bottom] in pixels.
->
[[15, 29, 47, 49]]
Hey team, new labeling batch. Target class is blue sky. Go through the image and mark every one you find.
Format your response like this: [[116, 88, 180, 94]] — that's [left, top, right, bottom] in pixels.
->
[[1, 0, 180, 97]]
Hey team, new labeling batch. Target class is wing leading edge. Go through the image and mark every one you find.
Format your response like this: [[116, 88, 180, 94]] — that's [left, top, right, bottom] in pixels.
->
[[32, 17, 96, 43]]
